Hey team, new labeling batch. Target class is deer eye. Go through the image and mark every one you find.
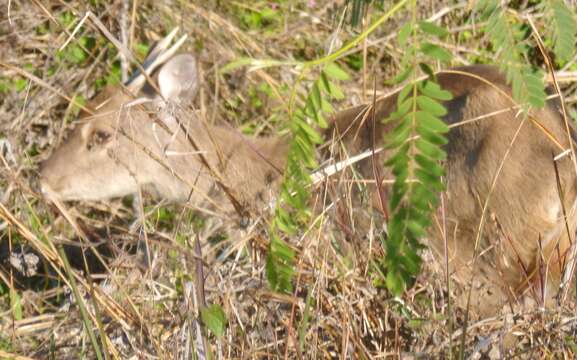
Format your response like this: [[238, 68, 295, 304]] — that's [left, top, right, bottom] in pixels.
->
[[87, 130, 111, 151]]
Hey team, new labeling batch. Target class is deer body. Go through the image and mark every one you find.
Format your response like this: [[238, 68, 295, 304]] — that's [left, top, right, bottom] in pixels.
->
[[330, 65, 577, 313], [40, 54, 577, 315]]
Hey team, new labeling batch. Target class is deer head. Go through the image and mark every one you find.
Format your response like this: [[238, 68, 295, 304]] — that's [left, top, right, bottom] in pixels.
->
[[39, 53, 206, 203]]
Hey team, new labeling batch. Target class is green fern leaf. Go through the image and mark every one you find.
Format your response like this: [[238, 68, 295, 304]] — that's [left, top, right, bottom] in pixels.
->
[[548, 0, 577, 64], [476, 0, 547, 109]]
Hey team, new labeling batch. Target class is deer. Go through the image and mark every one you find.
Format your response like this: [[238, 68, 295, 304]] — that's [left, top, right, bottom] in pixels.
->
[[39, 36, 577, 317]]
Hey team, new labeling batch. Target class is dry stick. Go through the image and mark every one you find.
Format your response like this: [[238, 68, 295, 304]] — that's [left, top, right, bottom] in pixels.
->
[[362, 16, 368, 103], [182, 1, 263, 57], [528, 17, 577, 303], [119, 0, 130, 83], [0, 63, 94, 115], [439, 190, 452, 358], [67, 12, 162, 97], [282, 229, 317, 358], [42, 194, 148, 328], [130, 0, 138, 50], [496, 219, 539, 303], [0, 203, 140, 332], [7, 0, 12, 24], [193, 235, 208, 360], [551, 155, 572, 298], [31, 0, 96, 59], [0, 350, 35, 360], [538, 234, 547, 306], [370, 77, 388, 222]]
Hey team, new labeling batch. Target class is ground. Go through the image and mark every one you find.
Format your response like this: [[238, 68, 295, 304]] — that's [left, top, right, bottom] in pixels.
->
[[1, 1, 577, 358]]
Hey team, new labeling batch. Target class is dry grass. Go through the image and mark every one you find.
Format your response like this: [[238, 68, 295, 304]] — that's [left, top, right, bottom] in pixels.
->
[[1, 1, 577, 359]]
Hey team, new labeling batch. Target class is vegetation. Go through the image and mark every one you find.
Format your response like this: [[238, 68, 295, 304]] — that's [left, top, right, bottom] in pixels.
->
[[1, 0, 577, 358]]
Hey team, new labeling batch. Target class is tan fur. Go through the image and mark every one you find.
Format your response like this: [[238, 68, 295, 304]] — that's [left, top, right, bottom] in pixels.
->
[[328, 65, 577, 315], [40, 62, 577, 316], [40, 91, 289, 214]]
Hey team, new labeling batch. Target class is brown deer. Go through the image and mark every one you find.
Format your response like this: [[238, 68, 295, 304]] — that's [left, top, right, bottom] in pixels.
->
[[39, 48, 577, 316]]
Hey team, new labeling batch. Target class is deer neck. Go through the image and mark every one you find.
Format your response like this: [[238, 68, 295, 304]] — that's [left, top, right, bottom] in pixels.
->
[[171, 118, 291, 214]]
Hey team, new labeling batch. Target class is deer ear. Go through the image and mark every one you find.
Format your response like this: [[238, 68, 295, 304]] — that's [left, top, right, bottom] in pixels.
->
[[157, 54, 199, 105]]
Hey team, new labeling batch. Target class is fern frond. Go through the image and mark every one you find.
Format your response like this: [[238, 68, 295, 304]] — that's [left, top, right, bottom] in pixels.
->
[[476, 0, 547, 109], [546, 0, 577, 64], [384, 80, 451, 293], [381, 7, 453, 294], [267, 63, 349, 293]]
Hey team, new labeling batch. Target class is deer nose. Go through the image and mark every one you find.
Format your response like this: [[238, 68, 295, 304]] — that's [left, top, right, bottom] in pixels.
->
[[38, 174, 58, 199], [39, 178, 51, 196]]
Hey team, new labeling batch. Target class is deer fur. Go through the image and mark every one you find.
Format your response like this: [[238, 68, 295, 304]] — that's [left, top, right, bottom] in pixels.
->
[[39, 53, 577, 316]]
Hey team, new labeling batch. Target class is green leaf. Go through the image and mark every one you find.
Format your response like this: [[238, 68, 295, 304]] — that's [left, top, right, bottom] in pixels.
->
[[416, 96, 447, 116], [220, 57, 254, 73], [420, 42, 452, 62], [416, 124, 449, 146], [419, 81, 453, 101], [415, 168, 445, 191], [415, 154, 445, 178], [69, 45, 87, 63], [398, 22, 412, 46], [418, 62, 435, 78], [275, 208, 296, 235], [415, 138, 447, 160], [10, 288, 22, 320], [320, 96, 334, 113], [323, 62, 349, 81], [410, 184, 439, 208], [523, 71, 547, 108], [386, 271, 405, 295], [327, 81, 345, 100], [13, 78, 27, 92], [310, 83, 322, 110], [387, 66, 413, 85], [267, 232, 295, 293], [391, 97, 413, 120], [419, 21, 449, 38], [549, 0, 577, 64], [135, 42, 150, 60], [415, 111, 449, 133], [407, 220, 427, 238], [386, 120, 412, 148], [397, 84, 414, 107], [201, 304, 227, 338], [316, 112, 328, 129], [270, 236, 296, 260], [385, 145, 409, 167]]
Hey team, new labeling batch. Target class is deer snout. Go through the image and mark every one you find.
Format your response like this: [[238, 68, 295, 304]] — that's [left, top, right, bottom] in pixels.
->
[[38, 164, 61, 201], [39, 180, 58, 202]]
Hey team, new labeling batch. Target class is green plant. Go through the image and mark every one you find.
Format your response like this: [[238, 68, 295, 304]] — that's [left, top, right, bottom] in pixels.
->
[[347, 0, 384, 27], [262, 0, 411, 293], [543, 0, 577, 65], [476, 0, 547, 109], [200, 304, 227, 338], [267, 61, 348, 292], [381, 4, 453, 294]]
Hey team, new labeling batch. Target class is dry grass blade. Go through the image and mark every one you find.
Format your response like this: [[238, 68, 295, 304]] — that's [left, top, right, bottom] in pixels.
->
[[1, 1, 577, 359]]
